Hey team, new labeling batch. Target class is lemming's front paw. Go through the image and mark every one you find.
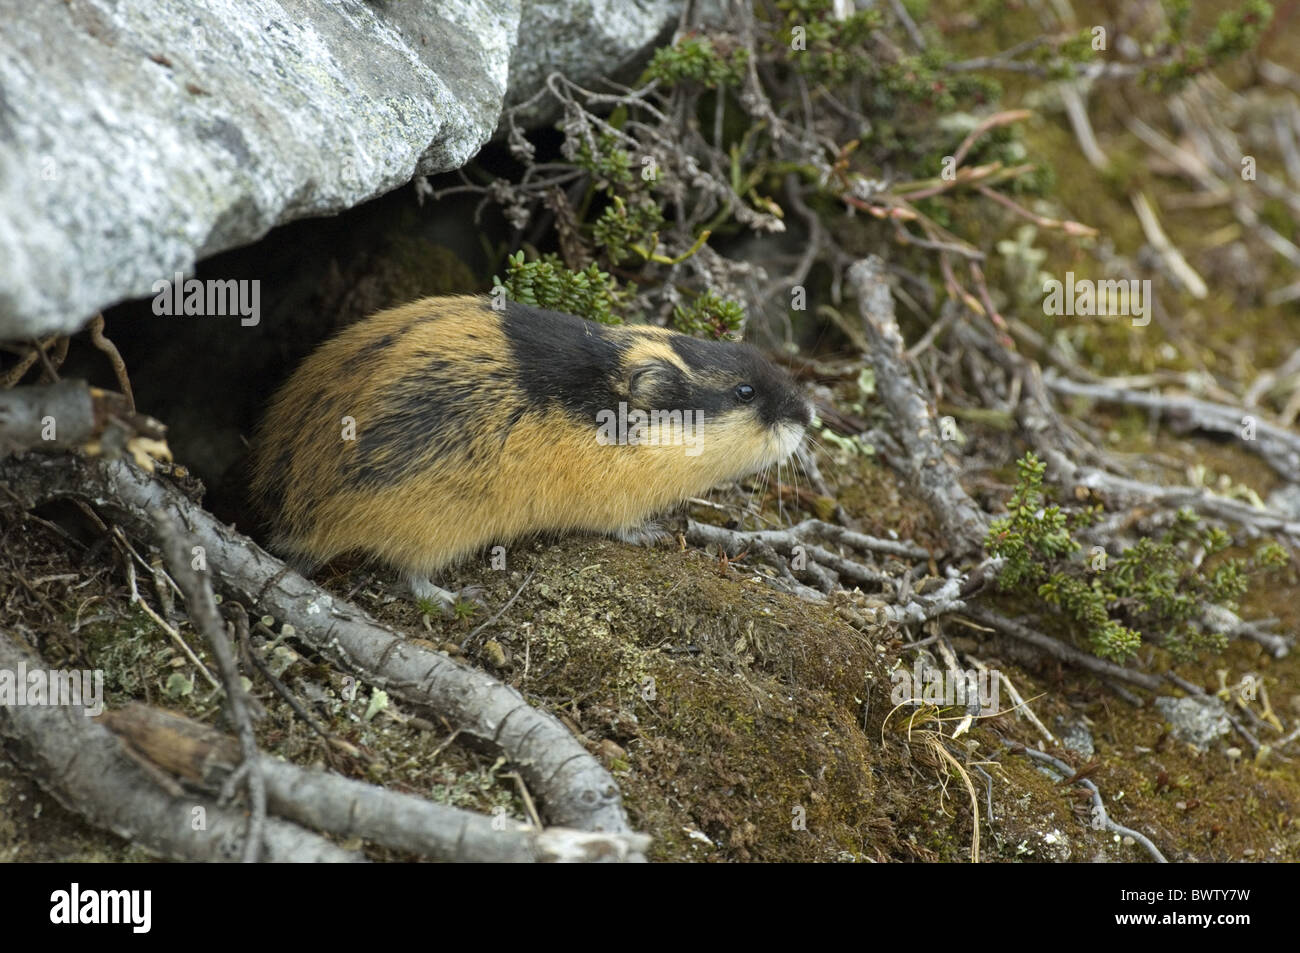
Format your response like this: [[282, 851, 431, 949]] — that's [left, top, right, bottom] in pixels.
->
[[406, 573, 456, 606], [454, 584, 489, 607], [405, 575, 486, 613]]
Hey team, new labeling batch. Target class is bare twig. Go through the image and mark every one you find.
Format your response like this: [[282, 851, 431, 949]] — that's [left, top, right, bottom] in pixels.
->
[[155, 510, 267, 862], [847, 257, 989, 554], [87, 314, 135, 412], [461, 569, 537, 650], [962, 605, 1164, 694], [1008, 742, 1167, 862]]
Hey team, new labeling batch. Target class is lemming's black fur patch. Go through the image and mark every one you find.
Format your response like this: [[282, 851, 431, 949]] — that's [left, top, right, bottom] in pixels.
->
[[502, 301, 627, 420], [345, 355, 502, 486]]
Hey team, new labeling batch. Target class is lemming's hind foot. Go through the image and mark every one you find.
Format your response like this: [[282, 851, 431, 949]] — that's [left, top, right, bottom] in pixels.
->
[[610, 523, 673, 547], [405, 574, 487, 613]]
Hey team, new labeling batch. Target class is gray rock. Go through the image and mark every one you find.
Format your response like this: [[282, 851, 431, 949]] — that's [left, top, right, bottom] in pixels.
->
[[1154, 695, 1232, 751], [1055, 715, 1095, 760], [0, 0, 520, 338], [501, 0, 681, 131], [1267, 483, 1300, 520]]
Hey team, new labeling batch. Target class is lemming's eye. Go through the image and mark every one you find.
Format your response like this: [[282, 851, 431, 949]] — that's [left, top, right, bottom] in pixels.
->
[[735, 384, 755, 402]]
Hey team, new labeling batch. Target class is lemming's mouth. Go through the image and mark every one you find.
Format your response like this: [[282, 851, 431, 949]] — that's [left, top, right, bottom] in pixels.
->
[[768, 420, 806, 464]]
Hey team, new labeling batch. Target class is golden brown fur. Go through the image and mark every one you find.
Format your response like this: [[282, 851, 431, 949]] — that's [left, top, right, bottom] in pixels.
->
[[249, 295, 809, 591]]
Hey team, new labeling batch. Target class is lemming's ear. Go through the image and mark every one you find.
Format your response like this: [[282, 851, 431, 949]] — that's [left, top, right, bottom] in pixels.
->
[[626, 360, 676, 406]]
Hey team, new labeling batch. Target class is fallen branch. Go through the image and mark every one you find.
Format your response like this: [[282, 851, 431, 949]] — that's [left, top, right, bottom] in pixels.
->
[[686, 520, 827, 600], [100, 703, 650, 863], [0, 451, 633, 835], [0, 378, 168, 468], [684, 515, 938, 602], [0, 630, 360, 862], [1032, 442, 1300, 548], [873, 568, 985, 627], [1045, 372, 1300, 483], [961, 605, 1165, 694], [847, 257, 989, 554]]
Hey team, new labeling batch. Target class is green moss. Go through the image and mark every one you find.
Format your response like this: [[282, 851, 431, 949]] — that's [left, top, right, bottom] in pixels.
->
[[643, 35, 749, 89], [492, 251, 629, 325], [592, 195, 665, 267], [1144, 1, 1274, 89], [672, 290, 745, 338], [573, 130, 635, 190], [988, 452, 1285, 662]]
